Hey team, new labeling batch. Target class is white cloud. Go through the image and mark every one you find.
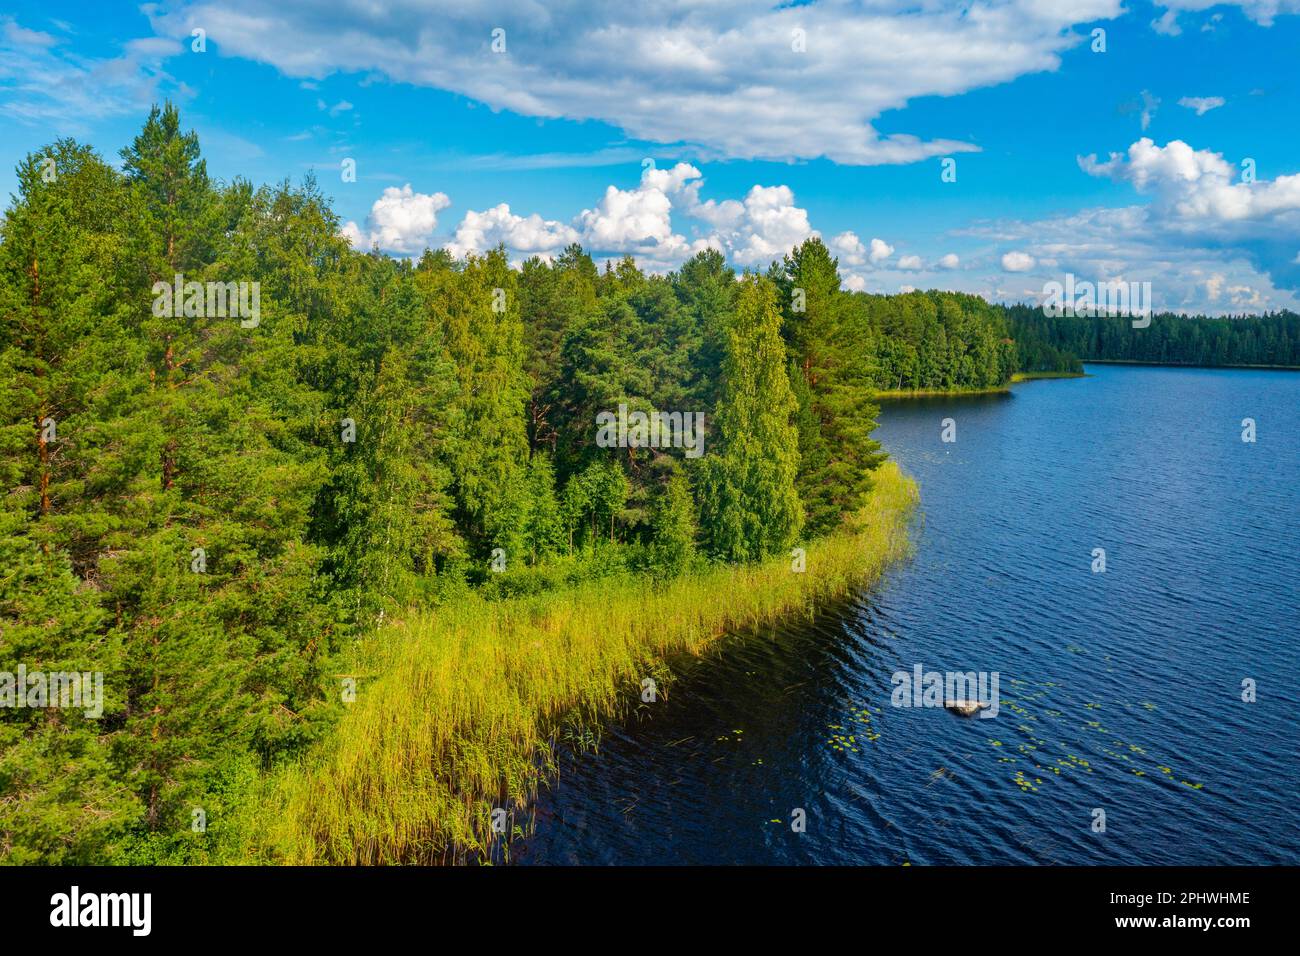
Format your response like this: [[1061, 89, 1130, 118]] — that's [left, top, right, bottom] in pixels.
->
[[578, 183, 677, 250], [1135, 90, 1160, 131], [869, 238, 895, 264], [1178, 95, 1225, 115], [572, 162, 716, 266], [3, 17, 57, 47], [1156, 1, 1300, 28], [446, 203, 579, 259], [342, 184, 452, 254], [145, 0, 1138, 165], [730, 186, 817, 264], [830, 231, 867, 265], [1151, 10, 1183, 34], [960, 136, 1300, 314], [438, 162, 801, 269], [830, 231, 895, 269], [0, 17, 186, 129], [1078, 138, 1300, 227], [318, 98, 353, 117], [342, 135, 1300, 315], [681, 178, 817, 266]]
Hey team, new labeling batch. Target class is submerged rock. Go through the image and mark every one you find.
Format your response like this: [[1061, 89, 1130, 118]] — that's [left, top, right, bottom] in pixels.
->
[[944, 699, 988, 717]]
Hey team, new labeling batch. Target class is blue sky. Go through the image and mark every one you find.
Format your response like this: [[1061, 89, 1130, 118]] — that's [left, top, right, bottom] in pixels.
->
[[2, 1, 1298, 313]]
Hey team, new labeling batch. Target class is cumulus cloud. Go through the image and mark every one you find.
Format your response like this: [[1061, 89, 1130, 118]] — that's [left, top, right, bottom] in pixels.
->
[[957, 136, 1300, 314], [1001, 251, 1036, 272], [570, 162, 717, 266], [343, 134, 1300, 315], [1179, 95, 1225, 115], [144, 0, 1138, 165], [723, 186, 816, 264], [446, 203, 579, 260], [829, 231, 895, 270], [869, 238, 895, 264], [578, 183, 677, 251], [433, 162, 812, 269], [342, 184, 452, 254], [1078, 138, 1300, 227], [830, 231, 867, 264]]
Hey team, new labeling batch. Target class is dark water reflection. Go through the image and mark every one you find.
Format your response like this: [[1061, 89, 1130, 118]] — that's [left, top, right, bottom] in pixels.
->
[[520, 365, 1300, 865]]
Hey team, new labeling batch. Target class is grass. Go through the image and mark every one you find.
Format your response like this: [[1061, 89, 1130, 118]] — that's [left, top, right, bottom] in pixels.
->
[[1010, 370, 1087, 382], [873, 371, 1087, 399], [874, 384, 1011, 399], [244, 461, 917, 864]]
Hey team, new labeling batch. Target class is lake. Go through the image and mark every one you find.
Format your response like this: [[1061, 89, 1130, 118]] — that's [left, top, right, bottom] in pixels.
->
[[520, 364, 1300, 865]]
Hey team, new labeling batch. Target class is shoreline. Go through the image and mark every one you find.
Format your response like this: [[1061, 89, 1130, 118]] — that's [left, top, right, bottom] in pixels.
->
[[873, 371, 1086, 401], [245, 461, 920, 864], [1080, 358, 1300, 372], [1010, 370, 1088, 382], [874, 384, 1012, 399]]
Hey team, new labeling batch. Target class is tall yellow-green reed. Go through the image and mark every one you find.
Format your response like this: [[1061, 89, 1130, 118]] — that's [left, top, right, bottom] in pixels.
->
[[252, 461, 917, 864]]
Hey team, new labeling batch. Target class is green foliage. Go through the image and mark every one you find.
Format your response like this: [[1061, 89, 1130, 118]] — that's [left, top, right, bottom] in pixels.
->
[[650, 471, 698, 573], [1006, 304, 1300, 369], [699, 275, 804, 561], [0, 104, 1046, 864], [426, 248, 531, 557], [865, 289, 1018, 391], [775, 239, 887, 534], [521, 452, 564, 563]]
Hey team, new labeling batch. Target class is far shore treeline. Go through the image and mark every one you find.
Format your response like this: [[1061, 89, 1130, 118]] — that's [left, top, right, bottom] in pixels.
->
[[1009, 305, 1300, 372], [1, 104, 1294, 863]]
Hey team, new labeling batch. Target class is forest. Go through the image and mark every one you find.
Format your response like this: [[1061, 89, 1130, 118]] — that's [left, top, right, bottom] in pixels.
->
[[0, 105, 1011, 862], [2, 104, 1294, 863], [1007, 304, 1300, 369]]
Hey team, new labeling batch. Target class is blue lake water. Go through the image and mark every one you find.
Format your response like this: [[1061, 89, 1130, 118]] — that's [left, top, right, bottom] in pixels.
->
[[521, 364, 1300, 865]]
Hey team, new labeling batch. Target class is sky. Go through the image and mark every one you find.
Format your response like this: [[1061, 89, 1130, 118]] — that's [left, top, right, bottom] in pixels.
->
[[2, 0, 1298, 314]]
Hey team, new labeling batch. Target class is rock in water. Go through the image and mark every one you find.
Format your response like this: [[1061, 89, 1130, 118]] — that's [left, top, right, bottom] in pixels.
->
[[945, 699, 987, 717]]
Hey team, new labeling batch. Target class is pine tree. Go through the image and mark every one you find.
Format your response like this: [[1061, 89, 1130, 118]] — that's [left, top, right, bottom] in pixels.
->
[[698, 275, 803, 561], [674, 248, 734, 408], [775, 238, 885, 533], [0, 142, 141, 859], [0, 522, 134, 863]]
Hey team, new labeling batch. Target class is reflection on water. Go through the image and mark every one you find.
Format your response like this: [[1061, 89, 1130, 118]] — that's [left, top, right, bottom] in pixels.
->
[[520, 365, 1300, 865]]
